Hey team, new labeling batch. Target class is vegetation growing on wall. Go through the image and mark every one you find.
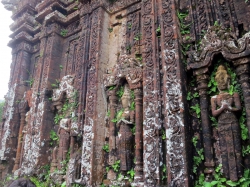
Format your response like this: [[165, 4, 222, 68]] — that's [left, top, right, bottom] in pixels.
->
[[0, 100, 5, 122]]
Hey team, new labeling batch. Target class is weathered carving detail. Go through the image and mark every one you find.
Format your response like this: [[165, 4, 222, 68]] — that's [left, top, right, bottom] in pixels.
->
[[188, 8, 250, 183], [103, 54, 143, 185], [3, 0, 250, 186], [211, 65, 243, 181], [81, 8, 101, 185], [51, 75, 79, 172], [141, 0, 161, 185], [13, 92, 30, 172], [188, 26, 250, 70], [159, 0, 189, 186], [118, 84, 134, 173]]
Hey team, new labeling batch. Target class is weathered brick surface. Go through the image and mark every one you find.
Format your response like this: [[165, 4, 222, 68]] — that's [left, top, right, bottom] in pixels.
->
[[1, 0, 250, 186]]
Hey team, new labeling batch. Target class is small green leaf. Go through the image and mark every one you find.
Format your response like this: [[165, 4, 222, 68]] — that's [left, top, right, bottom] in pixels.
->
[[226, 180, 239, 186], [61, 181, 66, 187]]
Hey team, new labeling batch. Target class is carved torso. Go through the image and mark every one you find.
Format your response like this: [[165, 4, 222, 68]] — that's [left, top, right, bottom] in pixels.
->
[[215, 93, 238, 123]]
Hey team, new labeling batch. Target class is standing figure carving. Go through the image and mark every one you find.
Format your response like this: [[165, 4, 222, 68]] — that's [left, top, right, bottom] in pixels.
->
[[118, 84, 134, 173], [51, 75, 79, 172], [211, 65, 243, 181], [57, 118, 71, 170]]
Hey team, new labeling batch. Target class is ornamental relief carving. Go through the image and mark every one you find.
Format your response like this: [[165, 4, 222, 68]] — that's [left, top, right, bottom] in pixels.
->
[[51, 75, 81, 175], [103, 54, 143, 185], [188, 23, 250, 183]]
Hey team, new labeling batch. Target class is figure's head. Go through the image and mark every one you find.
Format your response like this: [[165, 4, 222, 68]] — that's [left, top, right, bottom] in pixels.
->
[[215, 65, 230, 91]]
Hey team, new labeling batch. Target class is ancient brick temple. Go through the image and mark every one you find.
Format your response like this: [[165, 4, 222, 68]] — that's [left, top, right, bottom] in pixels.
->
[[2, 0, 250, 186]]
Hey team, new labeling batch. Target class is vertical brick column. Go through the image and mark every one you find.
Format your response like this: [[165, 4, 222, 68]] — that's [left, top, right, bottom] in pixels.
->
[[134, 88, 143, 182], [196, 73, 214, 179]]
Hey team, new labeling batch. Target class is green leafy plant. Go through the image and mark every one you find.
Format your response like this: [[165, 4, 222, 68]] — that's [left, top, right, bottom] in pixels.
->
[[162, 164, 167, 180], [192, 136, 198, 147], [111, 109, 124, 123], [192, 135, 204, 174], [54, 113, 63, 124], [102, 144, 109, 152], [51, 79, 60, 88], [25, 78, 34, 87], [162, 129, 166, 140], [0, 100, 4, 122], [156, 25, 161, 33], [106, 110, 110, 117], [29, 177, 45, 187], [61, 181, 66, 187], [59, 65, 63, 71], [187, 92, 199, 101], [111, 160, 120, 172], [130, 101, 135, 111], [134, 33, 142, 41], [214, 20, 219, 27], [186, 36, 191, 40], [116, 86, 124, 98], [60, 29, 68, 37], [130, 90, 135, 100], [190, 104, 201, 118], [51, 83, 58, 88], [136, 55, 143, 62], [181, 43, 191, 55], [131, 124, 136, 135], [128, 23, 132, 29], [108, 86, 115, 91], [243, 145, 250, 157], [210, 116, 218, 127], [177, 10, 191, 35], [193, 148, 204, 173], [240, 108, 248, 140], [50, 130, 59, 145], [195, 165, 250, 187], [108, 27, 113, 33], [126, 45, 132, 52], [156, 25, 161, 37], [127, 168, 135, 182]]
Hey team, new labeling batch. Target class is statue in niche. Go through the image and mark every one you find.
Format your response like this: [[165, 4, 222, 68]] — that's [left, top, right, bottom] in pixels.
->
[[57, 117, 71, 170], [51, 75, 80, 172], [211, 65, 243, 181], [117, 84, 134, 174]]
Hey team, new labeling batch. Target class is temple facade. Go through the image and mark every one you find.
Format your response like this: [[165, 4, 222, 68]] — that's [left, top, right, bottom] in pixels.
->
[[1, 0, 250, 186]]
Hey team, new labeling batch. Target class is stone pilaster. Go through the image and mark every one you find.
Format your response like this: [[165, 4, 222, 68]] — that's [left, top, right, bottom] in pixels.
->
[[196, 72, 214, 180]]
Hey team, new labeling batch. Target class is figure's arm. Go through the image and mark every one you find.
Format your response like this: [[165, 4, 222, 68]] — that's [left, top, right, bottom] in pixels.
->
[[227, 93, 242, 112], [211, 97, 226, 117]]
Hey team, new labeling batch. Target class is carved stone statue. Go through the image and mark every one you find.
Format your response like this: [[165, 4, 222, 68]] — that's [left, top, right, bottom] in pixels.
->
[[211, 65, 243, 181], [52, 75, 75, 110], [117, 84, 134, 173], [57, 118, 71, 170]]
